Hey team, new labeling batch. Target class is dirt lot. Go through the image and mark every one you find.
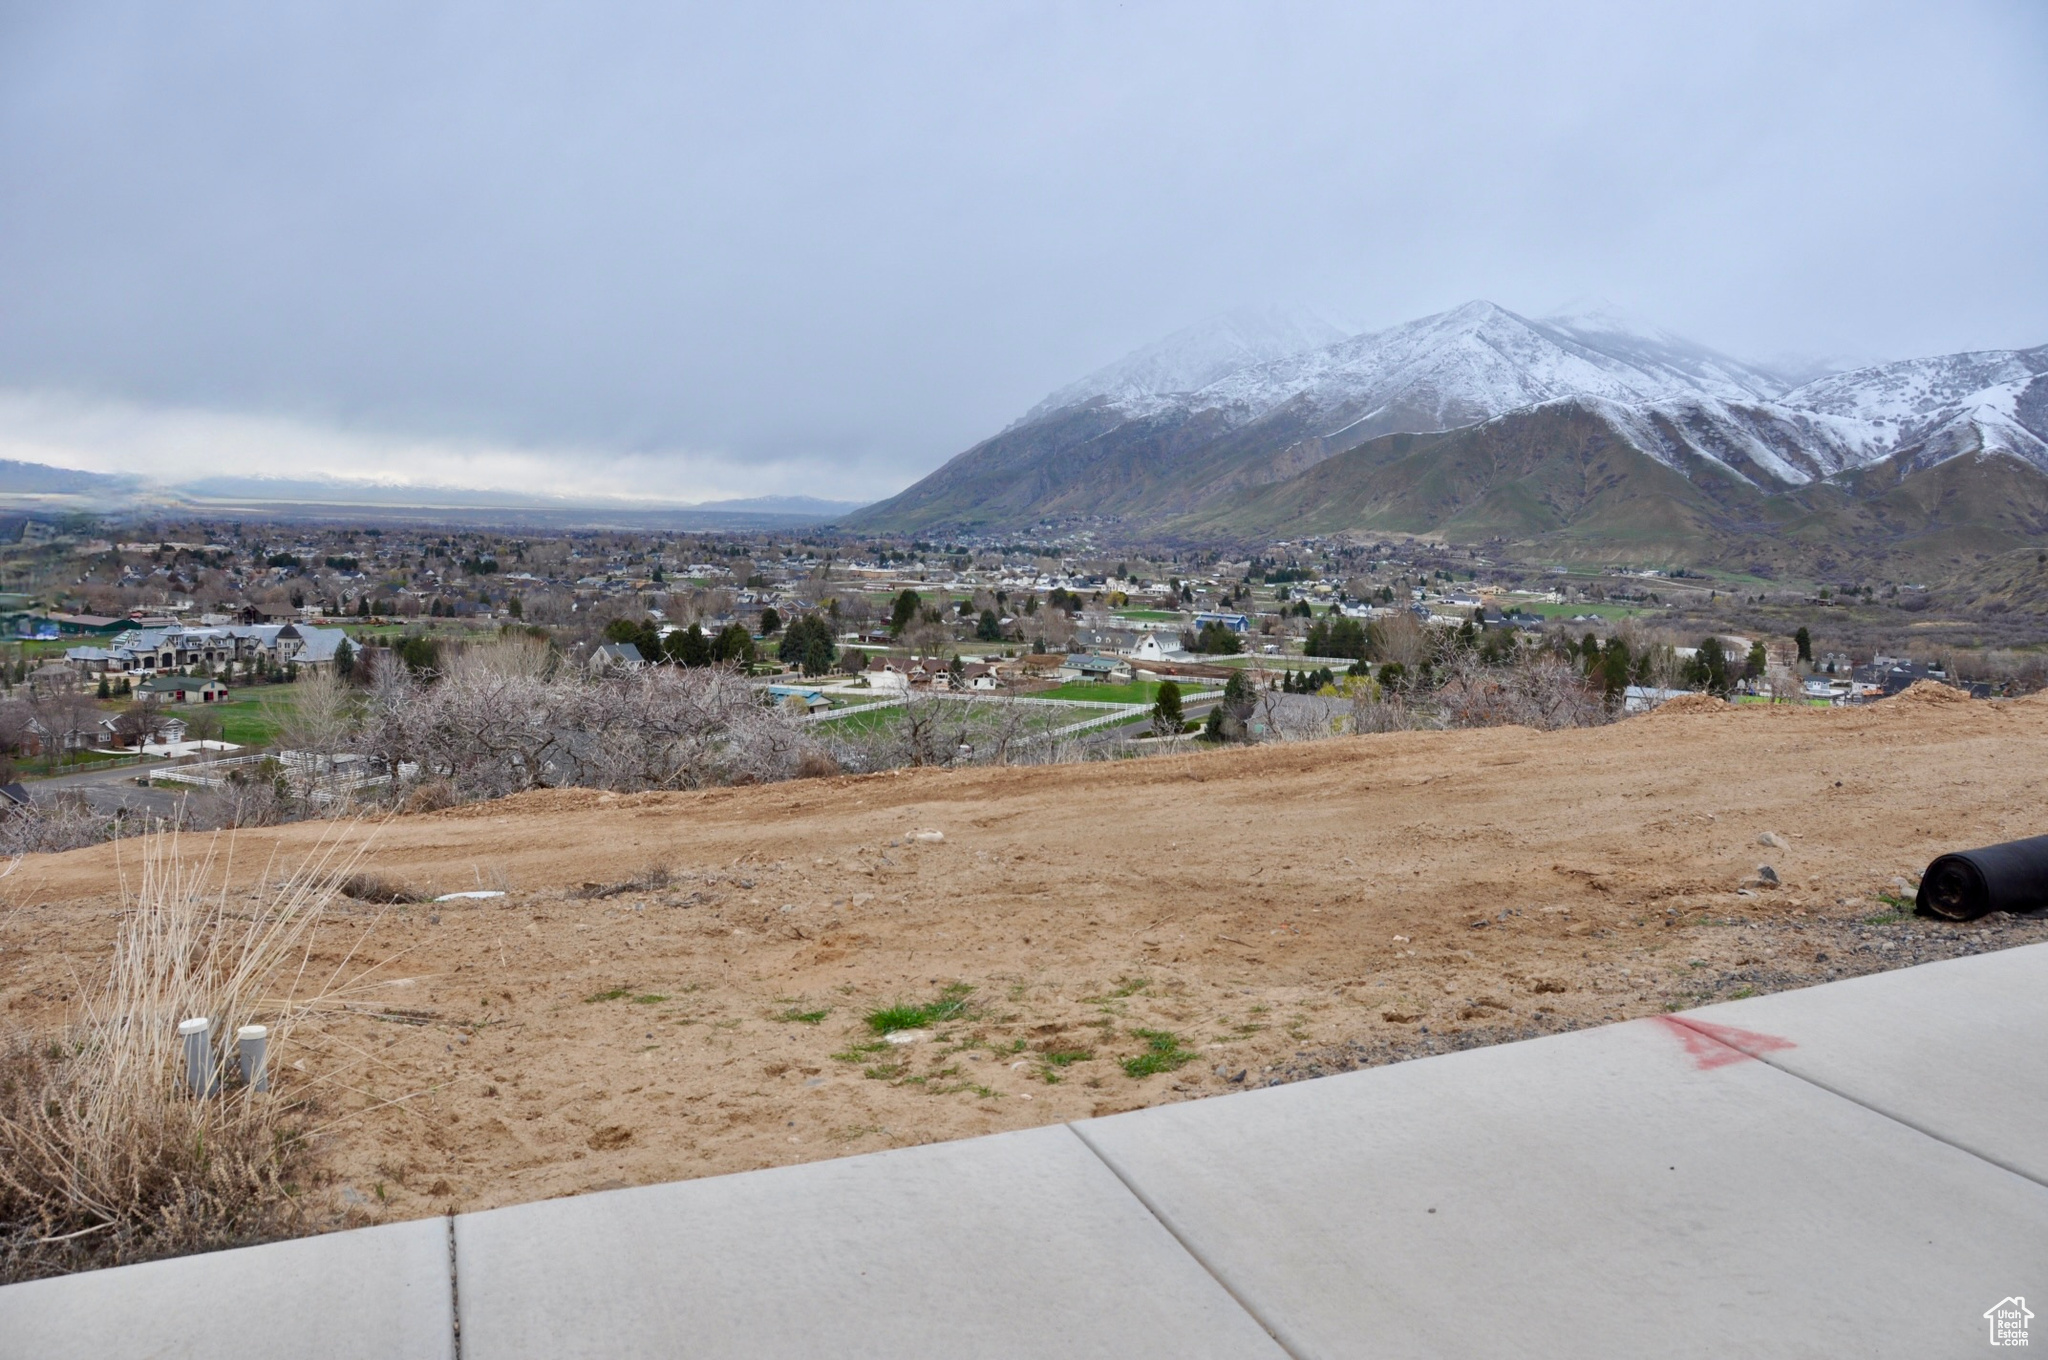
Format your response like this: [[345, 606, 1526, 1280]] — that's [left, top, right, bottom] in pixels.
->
[[6, 683, 2048, 1229]]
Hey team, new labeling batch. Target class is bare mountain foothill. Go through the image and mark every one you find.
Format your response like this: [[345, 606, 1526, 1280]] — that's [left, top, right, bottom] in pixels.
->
[[6, 685, 2047, 1238]]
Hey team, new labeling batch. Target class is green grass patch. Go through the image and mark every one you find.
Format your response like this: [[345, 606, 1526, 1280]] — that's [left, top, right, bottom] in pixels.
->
[[163, 694, 295, 746], [1084, 976, 1151, 1005], [1036, 680, 1166, 704], [1041, 1048, 1092, 1067], [831, 1039, 890, 1063], [1121, 1029, 1197, 1079], [583, 986, 668, 1006], [776, 1006, 831, 1024], [865, 983, 974, 1034]]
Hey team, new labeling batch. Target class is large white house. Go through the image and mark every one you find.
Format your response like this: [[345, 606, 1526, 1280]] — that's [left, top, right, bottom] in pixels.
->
[[65, 622, 352, 679], [1125, 631, 1186, 663]]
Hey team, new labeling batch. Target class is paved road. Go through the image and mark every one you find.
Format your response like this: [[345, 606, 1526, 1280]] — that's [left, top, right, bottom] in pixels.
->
[[19, 757, 215, 817], [7, 940, 2041, 1356]]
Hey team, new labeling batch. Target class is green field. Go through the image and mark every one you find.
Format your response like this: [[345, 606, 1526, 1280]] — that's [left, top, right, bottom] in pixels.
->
[[1034, 680, 1207, 705], [818, 696, 1104, 742], [161, 691, 302, 747], [816, 702, 903, 735], [1112, 609, 1184, 622]]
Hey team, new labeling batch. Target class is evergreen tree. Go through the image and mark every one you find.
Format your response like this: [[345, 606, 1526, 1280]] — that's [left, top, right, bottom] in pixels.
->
[[889, 589, 922, 635], [96, 675, 110, 699], [1597, 637, 1631, 700], [1204, 663, 1253, 737], [1745, 640, 1768, 682], [777, 615, 838, 676], [759, 606, 782, 635], [669, 623, 713, 668], [712, 623, 756, 666], [395, 634, 440, 676], [1686, 637, 1731, 695], [1150, 679, 1185, 736], [976, 608, 1003, 642], [1794, 626, 1812, 663], [508, 596, 523, 619], [335, 637, 355, 680]]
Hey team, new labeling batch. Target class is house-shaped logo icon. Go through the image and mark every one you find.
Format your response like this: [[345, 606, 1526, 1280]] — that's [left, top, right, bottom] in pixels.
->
[[1985, 1297, 2033, 1346]]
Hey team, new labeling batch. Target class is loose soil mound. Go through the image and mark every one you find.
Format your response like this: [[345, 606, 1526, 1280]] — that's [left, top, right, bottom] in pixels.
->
[[1881, 680, 1971, 707], [6, 697, 2047, 1237]]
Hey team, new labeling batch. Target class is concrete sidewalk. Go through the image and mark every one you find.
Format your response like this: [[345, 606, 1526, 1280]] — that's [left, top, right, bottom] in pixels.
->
[[5, 944, 2044, 1358]]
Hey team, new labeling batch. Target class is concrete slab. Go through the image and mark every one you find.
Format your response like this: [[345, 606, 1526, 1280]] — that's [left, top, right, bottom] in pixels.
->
[[1685, 940, 2048, 1184], [1077, 1016, 2048, 1359], [454, 1123, 1287, 1360], [0, 1216, 452, 1360]]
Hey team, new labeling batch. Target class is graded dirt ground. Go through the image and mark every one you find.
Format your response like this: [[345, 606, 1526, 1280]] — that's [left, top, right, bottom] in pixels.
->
[[6, 682, 2048, 1233]]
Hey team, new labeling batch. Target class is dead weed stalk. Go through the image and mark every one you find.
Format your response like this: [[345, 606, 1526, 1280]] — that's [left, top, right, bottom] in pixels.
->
[[0, 824, 375, 1282]]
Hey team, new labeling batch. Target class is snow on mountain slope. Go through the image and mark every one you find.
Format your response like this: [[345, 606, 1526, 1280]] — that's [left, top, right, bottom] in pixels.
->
[[1016, 305, 1348, 427], [1534, 300, 1789, 404], [1788, 346, 2048, 422], [1594, 348, 2048, 486], [1170, 301, 1787, 443], [1585, 396, 1863, 486]]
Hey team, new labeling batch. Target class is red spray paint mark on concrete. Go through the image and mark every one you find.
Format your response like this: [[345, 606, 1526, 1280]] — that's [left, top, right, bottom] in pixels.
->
[[1650, 1015, 1798, 1070]]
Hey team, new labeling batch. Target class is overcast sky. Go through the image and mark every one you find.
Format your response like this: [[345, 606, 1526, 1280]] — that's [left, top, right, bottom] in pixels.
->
[[1, 1, 2042, 504]]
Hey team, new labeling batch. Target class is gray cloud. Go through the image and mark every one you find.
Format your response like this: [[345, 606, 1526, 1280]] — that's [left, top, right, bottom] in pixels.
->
[[0, 1, 2042, 501]]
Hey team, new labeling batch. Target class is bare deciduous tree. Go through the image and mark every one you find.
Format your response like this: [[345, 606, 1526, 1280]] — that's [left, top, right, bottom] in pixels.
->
[[1434, 650, 1607, 731]]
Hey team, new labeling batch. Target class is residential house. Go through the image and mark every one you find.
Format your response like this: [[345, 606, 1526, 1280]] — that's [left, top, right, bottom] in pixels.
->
[[134, 675, 230, 705], [273, 623, 351, 669], [1125, 631, 1185, 663], [62, 645, 132, 676], [864, 656, 909, 691], [764, 684, 832, 715], [1056, 654, 1133, 684], [590, 641, 647, 672], [101, 714, 189, 748]]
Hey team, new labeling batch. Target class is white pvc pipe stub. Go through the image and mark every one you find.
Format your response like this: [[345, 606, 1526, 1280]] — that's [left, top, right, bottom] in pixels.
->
[[237, 1024, 269, 1093], [179, 1016, 214, 1096]]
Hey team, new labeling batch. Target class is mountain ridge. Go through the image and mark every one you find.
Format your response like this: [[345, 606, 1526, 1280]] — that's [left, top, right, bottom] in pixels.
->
[[843, 302, 2048, 571]]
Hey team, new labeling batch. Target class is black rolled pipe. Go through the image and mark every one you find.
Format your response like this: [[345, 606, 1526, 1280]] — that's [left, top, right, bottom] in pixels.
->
[[1917, 835, 2048, 921]]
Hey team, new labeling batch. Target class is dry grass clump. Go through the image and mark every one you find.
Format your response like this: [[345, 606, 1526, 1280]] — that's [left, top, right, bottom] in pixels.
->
[[0, 829, 370, 1282]]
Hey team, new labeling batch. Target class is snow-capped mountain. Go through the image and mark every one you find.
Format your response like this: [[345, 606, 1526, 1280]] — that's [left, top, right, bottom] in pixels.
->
[[1016, 305, 1349, 427], [847, 300, 2048, 548], [1173, 301, 1786, 446], [1591, 344, 2048, 488]]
